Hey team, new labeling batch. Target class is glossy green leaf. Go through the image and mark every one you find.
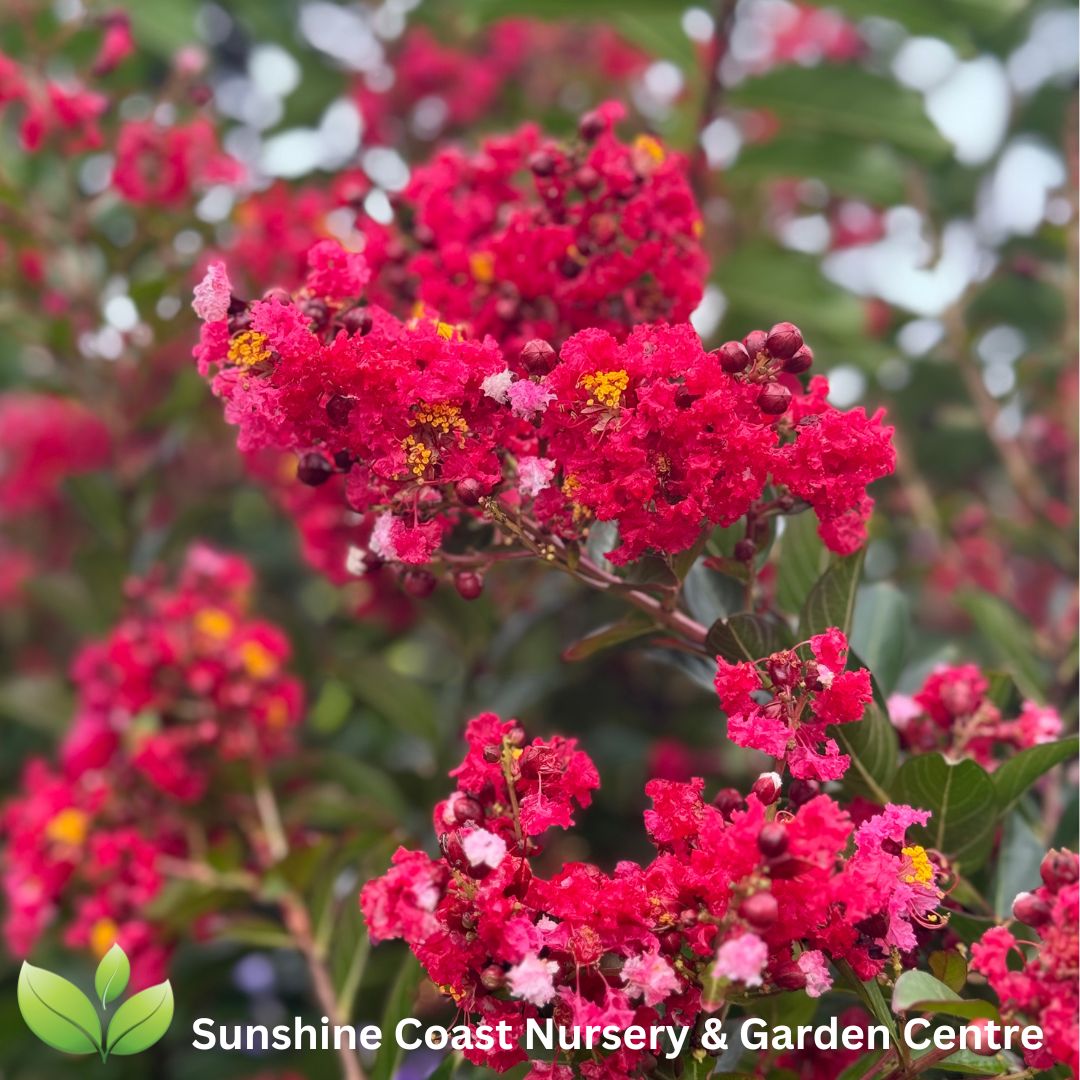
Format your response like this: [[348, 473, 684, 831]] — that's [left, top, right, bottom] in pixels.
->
[[707, 612, 793, 665], [929, 950, 968, 994], [892, 970, 998, 1021], [370, 954, 423, 1080], [992, 736, 1079, 817], [832, 702, 898, 804], [18, 962, 102, 1056], [993, 813, 1046, 918], [105, 980, 174, 1057], [562, 611, 657, 662], [730, 66, 951, 158], [95, 943, 130, 1008], [683, 560, 744, 626], [892, 754, 998, 870], [776, 512, 828, 615], [956, 592, 1047, 702], [799, 549, 865, 639], [851, 583, 911, 695]]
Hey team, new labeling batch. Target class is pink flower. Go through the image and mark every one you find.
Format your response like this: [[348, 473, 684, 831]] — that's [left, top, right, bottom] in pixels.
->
[[713, 932, 768, 988], [305, 240, 370, 299], [622, 948, 681, 1006], [517, 456, 555, 498], [507, 379, 554, 419], [506, 953, 558, 1006], [192, 262, 232, 322], [461, 828, 507, 869], [797, 950, 832, 997]]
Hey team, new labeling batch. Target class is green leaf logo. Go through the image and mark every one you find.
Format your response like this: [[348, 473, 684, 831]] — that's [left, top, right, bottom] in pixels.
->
[[17, 962, 103, 1057], [95, 943, 130, 1008], [17, 943, 174, 1061], [105, 980, 174, 1057]]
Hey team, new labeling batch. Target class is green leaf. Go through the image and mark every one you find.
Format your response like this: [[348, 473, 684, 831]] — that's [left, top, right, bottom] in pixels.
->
[[729, 66, 951, 159], [218, 916, 294, 949], [928, 950, 968, 994], [331, 904, 370, 1021], [105, 980, 174, 1057], [17, 962, 103, 1056], [562, 611, 657, 662], [833, 702, 899, 805], [956, 592, 1047, 702], [837, 962, 898, 1044], [682, 558, 744, 626], [934, 1049, 1009, 1075], [733, 133, 908, 204], [707, 612, 793, 664], [892, 754, 998, 870], [776, 511, 828, 616], [95, 943, 130, 1008], [993, 813, 1046, 918], [799, 550, 865, 639], [851, 583, 911, 695], [370, 954, 423, 1080], [992, 736, 1079, 817], [892, 970, 998, 1021], [426, 1052, 464, 1080]]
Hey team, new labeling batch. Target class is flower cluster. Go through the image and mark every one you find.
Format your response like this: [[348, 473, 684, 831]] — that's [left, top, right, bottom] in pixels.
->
[[193, 236, 894, 584], [714, 629, 872, 781], [972, 849, 1079, 1074], [887, 664, 1062, 769], [361, 716, 948, 1075], [360, 102, 707, 352], [1, 544, 303, 983]]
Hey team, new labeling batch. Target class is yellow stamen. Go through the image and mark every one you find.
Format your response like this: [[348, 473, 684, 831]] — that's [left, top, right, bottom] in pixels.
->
[[265, 697, 290, 728], [227, 330, 271, 368], [90, 918, 118, 959], [401, 435, 434, 477], [195, 608, 234, 640], [901, 845, 935, 885], [46, 808, 89, 846], [240, 640, 277, 679], [469, 251, 495, 284], [634, 135, 666, 165], [578, 369, 629, 409]]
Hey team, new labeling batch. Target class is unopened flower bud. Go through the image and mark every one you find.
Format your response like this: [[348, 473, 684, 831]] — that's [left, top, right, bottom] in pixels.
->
[[757, 382, 792, 415], [783, 344, 814, 374], [520, 338, 557, 375], [401, 569, 437, 599], [340, 306, 373, 336], [453, 796, 484, 825], [787, 779, 819, 806], [529, 151, 556, 177], [579, 109, 606, 141], [962, 1019, 999, 1057], [455, 477, 483, 506], [715, 341, 750, 373], [482, 743, 501, 763], [480, 965, 504, 991], [712, 788, 744, 818], [739, 891, 779, 930], [1011, 891, 1052, 927], [575, 165, 601, 193], [325, 394, 354, 428], [734, 538, 756, 562], [454, 571, 484, 601], [743, 329, 768, 357], [262, 286, 292, 304], [753, 772, 782, 806], [757, 822, 789, 859], [297, 452, 334, 486], [771, 961, 806, 991], [505, 724, 527, 748], [765, 321, 803, 360], [1040, 849, 1079, 890]]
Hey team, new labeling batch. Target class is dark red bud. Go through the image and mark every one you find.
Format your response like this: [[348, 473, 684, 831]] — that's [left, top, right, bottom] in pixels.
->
[[325, 394, 354, 428], [262, 286, 292, 304], [659, 930, 683, 954], [575, 165, 601, 193], [480, 965, 504, 991], [743, 329, 768, 357], [401, 569, 437, 599], [482, 743, 501, 763], [765, 321, 803, 360], [520, 338, 557, 375], [340, 306, 373, 336], [715, 341, 750, 374], [757, 382, 792, 415], [455, 478, 483, 507], [739, 891, 779, 930], [787, 779, 819, 807], [1011, 891, 1052, 927], [783, 344, 814, 374], [579, 110, 606, 141], [1040, 849, 1079, 890], [712, 788, 744, 818], [734, 538, 756, 562], [771, 961, 806, 991], [560, 257, 583, 279], [529, 151, 556, 177], [454, 571, 484, 601], [963, 1019, 1000, 1057], [297, 452, 334, 486], [453, 796, 484, 825], [752, 773, 782, 806], [505, 724, 527, 748], [757, 822, 789, 859]]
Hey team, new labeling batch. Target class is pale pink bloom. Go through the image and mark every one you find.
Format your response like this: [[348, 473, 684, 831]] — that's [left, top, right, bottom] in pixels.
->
[[797, 949, 832, 997], [622, 949, 680, 1006], [481, 369, 513, 404], [887, 693, 921, 730], [507, 953, 559, 1006], [713, 932, 768, 987], [461, 827, 506, 870], [507, 378, 555, 419], [517, 456, 555, 498], [192, 261, 232, 322]]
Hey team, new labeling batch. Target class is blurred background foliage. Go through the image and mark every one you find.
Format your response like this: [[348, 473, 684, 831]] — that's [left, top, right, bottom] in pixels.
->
[[0, 0, 1076, 1077]]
